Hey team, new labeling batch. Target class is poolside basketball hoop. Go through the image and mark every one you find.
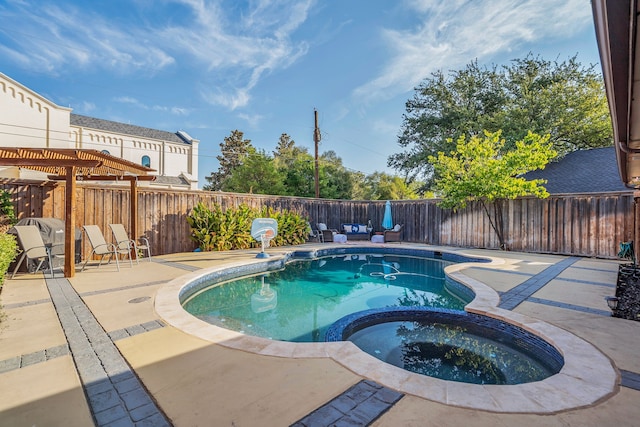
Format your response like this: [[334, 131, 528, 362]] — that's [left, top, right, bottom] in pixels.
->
[[251, 218, 278, 258]]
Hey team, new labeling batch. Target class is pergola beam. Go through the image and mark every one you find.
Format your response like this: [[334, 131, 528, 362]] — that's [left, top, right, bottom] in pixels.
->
[[48, 175, 156, 182], [0, 159, 101, 168]]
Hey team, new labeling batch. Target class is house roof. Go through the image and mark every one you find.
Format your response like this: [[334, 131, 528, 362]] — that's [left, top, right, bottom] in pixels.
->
[[70, 113, 189, 145], [523, 146, 631, 194], [152, 175, 192, 187]]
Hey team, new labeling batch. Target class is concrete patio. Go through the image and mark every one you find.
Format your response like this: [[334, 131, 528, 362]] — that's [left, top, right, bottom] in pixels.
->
[[1, 243, 639, 426]]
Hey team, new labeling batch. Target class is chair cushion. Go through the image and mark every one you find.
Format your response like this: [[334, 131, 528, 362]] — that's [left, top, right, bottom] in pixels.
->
[[317, 223, 327, 231], [393, 224, 401, 232]]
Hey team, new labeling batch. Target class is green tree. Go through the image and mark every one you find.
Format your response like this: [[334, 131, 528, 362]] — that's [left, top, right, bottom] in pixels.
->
[[429, 130, 557, 249], [317, 151, 353, 199], [392, 54, 612, 187], [273, 133, 308, 168], [223, 149, 286, 195], [362, 172, 423, 200], [204, 130, 253, 191]]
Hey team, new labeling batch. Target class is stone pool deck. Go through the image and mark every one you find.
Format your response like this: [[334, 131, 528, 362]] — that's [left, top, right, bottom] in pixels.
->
[[0, 243, 639, 426]]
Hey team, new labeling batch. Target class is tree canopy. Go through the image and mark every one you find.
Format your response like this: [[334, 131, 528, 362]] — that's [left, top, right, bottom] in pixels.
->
[[204, 131, 358, 199], [391, 54, 612, 187], [429, 130, 557, 248], [203, 130, 252, 191]]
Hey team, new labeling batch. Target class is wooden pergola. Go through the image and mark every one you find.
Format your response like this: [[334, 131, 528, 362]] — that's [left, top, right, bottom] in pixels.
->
[[0, 148, 155, 277]]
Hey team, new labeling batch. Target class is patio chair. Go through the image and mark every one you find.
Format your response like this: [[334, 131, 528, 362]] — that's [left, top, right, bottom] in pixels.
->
[[109, 223, 151, 263], [383, 224, 404, 243], [307, 221, 323, 242], [317, 223, 337, 243], [81, 225, 130, 271], [11, 225, 63, 278]]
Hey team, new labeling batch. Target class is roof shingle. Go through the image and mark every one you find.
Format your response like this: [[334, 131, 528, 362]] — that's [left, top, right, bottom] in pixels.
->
[[523, 146, 630, 194], [70, 114, 188, 144]]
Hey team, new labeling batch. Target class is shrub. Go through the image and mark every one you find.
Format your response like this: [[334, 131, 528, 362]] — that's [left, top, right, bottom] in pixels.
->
[[0, 190, 16, 226], [0, 232, 17, 289], [186, 202, 309, 251]]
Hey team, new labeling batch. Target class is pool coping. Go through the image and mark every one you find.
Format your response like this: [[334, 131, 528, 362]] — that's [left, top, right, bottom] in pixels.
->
[[154, 245, 619, 414]]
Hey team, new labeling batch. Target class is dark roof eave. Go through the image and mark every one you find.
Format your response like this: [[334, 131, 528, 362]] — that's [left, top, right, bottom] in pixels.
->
[[592, 0, 634, 185]]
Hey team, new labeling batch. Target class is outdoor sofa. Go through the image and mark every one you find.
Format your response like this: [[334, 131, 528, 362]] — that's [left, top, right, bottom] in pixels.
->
[[340, 223, 371, 241]]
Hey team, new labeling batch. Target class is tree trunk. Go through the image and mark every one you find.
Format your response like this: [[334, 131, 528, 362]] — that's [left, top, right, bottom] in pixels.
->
[[480, 200, 506, 250]]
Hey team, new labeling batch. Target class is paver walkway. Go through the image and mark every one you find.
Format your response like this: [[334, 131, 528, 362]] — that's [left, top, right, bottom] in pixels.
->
[[47, 277, 170, 426]]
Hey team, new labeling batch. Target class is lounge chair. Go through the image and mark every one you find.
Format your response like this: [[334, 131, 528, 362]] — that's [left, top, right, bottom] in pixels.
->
[[11, 225, 63, 278], [109, 223, 151, 263], [81, 225, 130, 271], [384, 224, 404, 243]]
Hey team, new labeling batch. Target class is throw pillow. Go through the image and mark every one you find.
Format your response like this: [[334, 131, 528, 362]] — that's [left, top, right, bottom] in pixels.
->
[[318, 223, 327, 231]]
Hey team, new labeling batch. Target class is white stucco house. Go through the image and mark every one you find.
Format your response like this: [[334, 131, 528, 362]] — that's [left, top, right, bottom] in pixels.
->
[[0, 72, 199, 190]]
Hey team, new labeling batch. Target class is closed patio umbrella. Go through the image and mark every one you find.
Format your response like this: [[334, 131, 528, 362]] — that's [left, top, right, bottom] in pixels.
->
[[382, 200, 393, 230]]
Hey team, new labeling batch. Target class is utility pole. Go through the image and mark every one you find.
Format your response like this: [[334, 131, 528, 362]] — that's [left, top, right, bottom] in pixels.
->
[[313, 109, 321, 198]]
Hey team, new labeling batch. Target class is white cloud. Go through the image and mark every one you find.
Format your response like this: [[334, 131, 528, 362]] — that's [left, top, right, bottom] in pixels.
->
[[79, 101, 96, 113], [159, 0, 313, 109], [353, 0, 594, 102], [0, 0, 310, 103], [171, 107, 190, 116], [237, 112, 264, 129], [114, 96, 145, 107], [114, 96, 189, 116], [0, 3, 175, 74]]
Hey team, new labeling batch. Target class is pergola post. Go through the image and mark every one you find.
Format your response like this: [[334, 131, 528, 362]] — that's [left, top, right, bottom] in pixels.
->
[[64, 167, 76, 278], [635, 191, 640, 265], [130, 179, 138, 260]]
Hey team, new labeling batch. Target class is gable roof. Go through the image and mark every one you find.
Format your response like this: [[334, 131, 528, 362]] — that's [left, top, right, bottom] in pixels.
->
[[523, 146, 631, 194], [70, 113, 189, 144]]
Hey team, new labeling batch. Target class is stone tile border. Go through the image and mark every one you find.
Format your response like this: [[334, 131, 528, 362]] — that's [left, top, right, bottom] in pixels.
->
[[2, 298, 51, 309], [291, 380, 403, 427], [79, 280, 169, 297], [46, 277, 171, 427], [498, 257, 580, 310], [527, 297, 612, 317], [155, 247, 619, 414], [109, 320, 166, 341], [0, 344, 69, 374], [621, 370, 640, 390]]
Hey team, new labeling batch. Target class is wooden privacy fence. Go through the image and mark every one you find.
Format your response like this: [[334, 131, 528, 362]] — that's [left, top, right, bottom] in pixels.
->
[[1, 180, 635, 260]]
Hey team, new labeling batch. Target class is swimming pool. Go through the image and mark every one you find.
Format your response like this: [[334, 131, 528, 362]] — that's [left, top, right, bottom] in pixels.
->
[[155, 245, 617, 413], [182, 253, 473, 342]]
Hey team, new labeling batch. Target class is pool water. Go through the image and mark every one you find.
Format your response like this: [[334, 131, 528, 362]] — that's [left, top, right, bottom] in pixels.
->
[[182, 254, 469, 342], [347, 319, 557, 384]]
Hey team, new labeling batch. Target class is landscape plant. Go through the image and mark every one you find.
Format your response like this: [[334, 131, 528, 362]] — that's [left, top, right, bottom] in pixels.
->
[[0, 232, 17, 290], [429, 130, 557, 250], [186, 202, 309, 251], [0, 189, 17, 289]]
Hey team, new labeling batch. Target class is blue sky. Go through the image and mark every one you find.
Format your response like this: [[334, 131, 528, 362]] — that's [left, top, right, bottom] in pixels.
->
[[0, 0, 600, 188]]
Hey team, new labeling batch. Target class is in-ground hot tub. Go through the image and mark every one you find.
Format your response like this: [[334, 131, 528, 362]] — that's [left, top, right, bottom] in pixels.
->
[[326, 306, 564, 385]]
